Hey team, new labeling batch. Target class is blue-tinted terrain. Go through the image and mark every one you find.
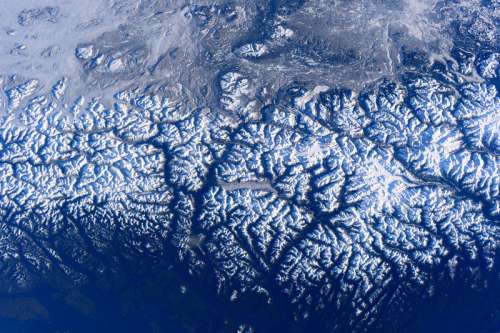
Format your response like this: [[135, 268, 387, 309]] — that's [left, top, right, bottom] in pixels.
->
[[0, 1, 499, 332]]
